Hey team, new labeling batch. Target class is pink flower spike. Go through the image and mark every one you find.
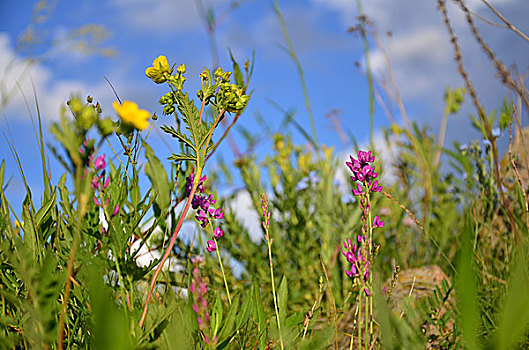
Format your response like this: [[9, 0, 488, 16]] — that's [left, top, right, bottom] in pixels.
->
[[93, 197, 101, 207], [91, 178, 99, 189], [103, 177, 110, 189], [94, 154, 106, 170], [373, 215, 385, 228], [112, 204, 119, 217], [206, 240, 217, 253]]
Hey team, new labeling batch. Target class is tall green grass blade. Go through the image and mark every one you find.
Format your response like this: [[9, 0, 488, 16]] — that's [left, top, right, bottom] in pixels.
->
[[456, 214, 479, 348]]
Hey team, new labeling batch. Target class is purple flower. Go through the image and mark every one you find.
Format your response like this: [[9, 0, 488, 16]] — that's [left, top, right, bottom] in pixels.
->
[[103, 176, 110, 189], [94, 154, 106, 170], [91, 177, 99, 189], [196, 210, 209, 228], [206, 240, 217, 253], [373, 215, 384, 228], [214, 227, 223, 239], [209, 207, 224, 219], [93, 197, 101, 207], [112, 204, 120, 217], [371, 180, 382, 192], [185, 173, 207, 197], [352, 183, 364, 196]]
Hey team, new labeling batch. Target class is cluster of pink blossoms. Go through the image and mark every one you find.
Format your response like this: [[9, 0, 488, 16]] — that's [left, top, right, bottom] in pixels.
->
[[185, 173, 224, 253], [342, 150, 384, 294], [190, 266, 216, 345]]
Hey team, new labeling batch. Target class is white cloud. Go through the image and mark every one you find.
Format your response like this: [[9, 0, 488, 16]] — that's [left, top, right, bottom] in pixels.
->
[[110, 0, 230, 33], [0, 32, 111, 122], [369, 27, 451, 97], [229, 190, 263, 242], [312, 0, 529, 144]]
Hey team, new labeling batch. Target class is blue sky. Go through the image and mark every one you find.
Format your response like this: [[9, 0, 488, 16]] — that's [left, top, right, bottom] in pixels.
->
[[1, 0, 528, 210]]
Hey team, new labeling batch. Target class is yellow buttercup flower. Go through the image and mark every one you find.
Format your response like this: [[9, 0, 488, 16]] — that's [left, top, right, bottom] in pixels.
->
[[145, 55, 172, 84], [113, 101, 150, 130]]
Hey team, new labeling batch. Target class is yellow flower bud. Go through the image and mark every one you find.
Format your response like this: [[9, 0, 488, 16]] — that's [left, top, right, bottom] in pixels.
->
[[145, 55, 172, 84], [113, 101, 150, 130]]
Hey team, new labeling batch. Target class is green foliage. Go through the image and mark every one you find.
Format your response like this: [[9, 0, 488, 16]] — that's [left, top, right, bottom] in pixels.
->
[[1, 16, 529, 350]]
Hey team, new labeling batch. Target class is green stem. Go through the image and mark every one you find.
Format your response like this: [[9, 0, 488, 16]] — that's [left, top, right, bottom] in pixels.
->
[[57, 168, 87, 349], [367, 193, 373, 347], [266, 230, 284, 350], [273, 0, 319, 148], [210, 219, 231, 303], [356, 0, 375, 146], [357, 290, 363, 350]]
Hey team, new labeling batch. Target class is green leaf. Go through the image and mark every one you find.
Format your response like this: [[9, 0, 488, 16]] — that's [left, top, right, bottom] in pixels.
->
[[228, 48, 244, 88], [58, 174, 72, 217], [217, 294, 240, 343], [297, 325, 334, 350], [34, 189, 56, 228], [212, 294, 223, 338], [160, 124, 196, 150], [236, 289, 252, 330], [0, 160, 5, 188], [457, 214, 479, 349], [278, 275, 288, 329], [252, 279, 267, 350], [144, 142, 171, 212], [168, 154, 196, 163], [488, 242, 529, 349]]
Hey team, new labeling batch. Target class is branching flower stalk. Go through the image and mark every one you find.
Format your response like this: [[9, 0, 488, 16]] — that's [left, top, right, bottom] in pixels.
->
[[260, 194, 284, 350], [140, 55, 249, 327], [343, 150, 383, 349]]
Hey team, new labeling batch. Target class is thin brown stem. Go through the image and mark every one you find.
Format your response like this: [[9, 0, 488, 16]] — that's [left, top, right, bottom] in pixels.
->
[[481, 0, 529, 43], [139, 166, 202, 327], [434, 109, 450, 168], [206, 111, 240, 162], [439, 0, 519, 242]]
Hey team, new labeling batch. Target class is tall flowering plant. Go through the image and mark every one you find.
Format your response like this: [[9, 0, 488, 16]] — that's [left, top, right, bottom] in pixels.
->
[[343, 150, 383, 349]]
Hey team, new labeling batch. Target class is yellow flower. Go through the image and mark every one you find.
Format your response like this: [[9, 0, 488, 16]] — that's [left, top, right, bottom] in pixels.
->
[[145, 55, 172, 84], [113, 101, 150, 130]]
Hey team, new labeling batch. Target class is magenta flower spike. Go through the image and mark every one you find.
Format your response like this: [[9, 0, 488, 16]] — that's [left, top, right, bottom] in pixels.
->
[[94, 154, 106, 170]]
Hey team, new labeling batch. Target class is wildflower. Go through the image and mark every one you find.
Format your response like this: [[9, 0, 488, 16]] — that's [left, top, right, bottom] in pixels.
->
[[261, 193, 271, 231], [93, 197, 101, 207], [145, 55, 172, 84], [208, 207, 224, 219], [185, 173, 225, 249], [112, 204, 120, 217], [343, 150, 383, 296], [113, 101, 150, 130], [206, 240, 217, 253], [190, 267, 217, 346], [94, 154, 106, 170], [91, 177, 99, 189], [373, 216, 384, 228], [214, 227, 223, 239], [103, 176, 110, 189], [185, 173, 207, 196]]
